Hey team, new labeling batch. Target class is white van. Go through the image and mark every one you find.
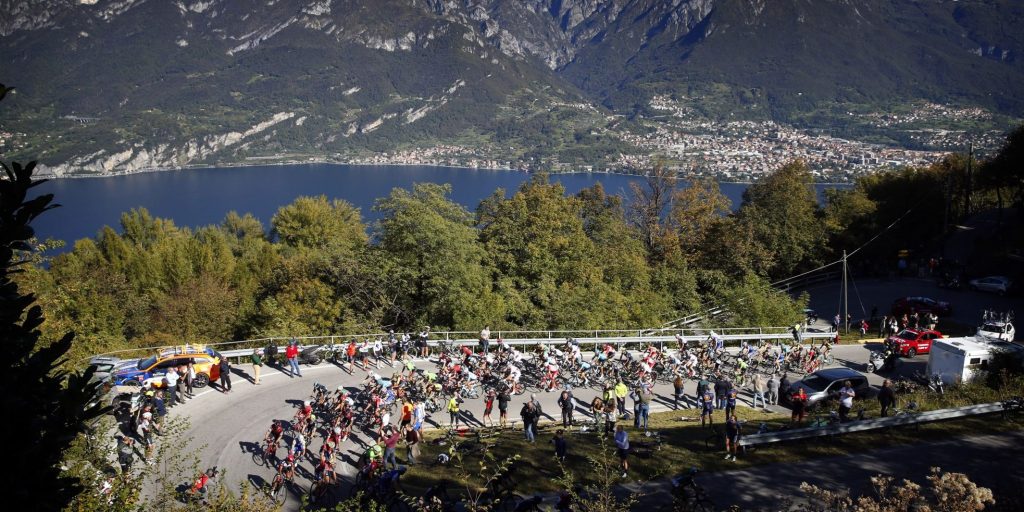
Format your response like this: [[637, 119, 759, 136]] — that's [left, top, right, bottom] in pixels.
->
[[926, 337, 1024, 385]]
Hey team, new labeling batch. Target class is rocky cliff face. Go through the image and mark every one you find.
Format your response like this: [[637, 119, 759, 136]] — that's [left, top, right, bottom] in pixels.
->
[[2, 0, 1023, 175]]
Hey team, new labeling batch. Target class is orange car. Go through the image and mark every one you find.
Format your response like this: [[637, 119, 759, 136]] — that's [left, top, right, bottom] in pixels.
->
[[112, 345, 220, 388]]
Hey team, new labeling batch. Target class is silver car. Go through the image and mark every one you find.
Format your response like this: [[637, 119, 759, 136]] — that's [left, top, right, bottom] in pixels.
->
[[969, 276, 1012, 295]]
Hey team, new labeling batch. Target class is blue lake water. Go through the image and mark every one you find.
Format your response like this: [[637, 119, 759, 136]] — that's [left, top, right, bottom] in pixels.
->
[[32, 164, 844, 249]]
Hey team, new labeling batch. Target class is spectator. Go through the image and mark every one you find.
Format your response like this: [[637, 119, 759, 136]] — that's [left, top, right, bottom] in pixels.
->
[[403, 423, 420, 465], [673, 374, 685, 410], [521, 402, 538, 443], [117, 435, 134, 474], [479, 326, 491, 355], [700, 391, 714, 428], [604, 402, 617, 434], [380, 426, 402, 469], [878, 379, 896, 417], [779, 374, 791, 402], [696, 375, 710, 407], [552, 429, 567, 462], [614, 425, 629, 479], [630, 388, 641, 428], [714, 377, 729, 410], [752, 373, 767, 409], [400, 399, 413, 429], [447, 396, 461, 428], [413, 400, 425, 432], [250, 348, 263, 385], [557, 389, 574, 427], [218, 356, 232, 393], [285, 340, 302, 378], [790, 388, 807, 425], [638, 385, 653, 432], [766, 373, 779, 406], [724, 414, 740, 462], [497, 389, 510, 428], [838, 380, 855, 422], [529, 393, 543, 433], [724, 388, 738, 418], [184, 361, 195, 399], [164, 368, 179, 408], [614, 380, 628, 416]]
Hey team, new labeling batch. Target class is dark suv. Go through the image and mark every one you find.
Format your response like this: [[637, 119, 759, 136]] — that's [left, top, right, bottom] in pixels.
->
[[784, 368, 872, 410]]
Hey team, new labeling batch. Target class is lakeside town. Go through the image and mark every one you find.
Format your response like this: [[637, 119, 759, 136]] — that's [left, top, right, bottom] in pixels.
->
[[4, 99, 1014, 182]]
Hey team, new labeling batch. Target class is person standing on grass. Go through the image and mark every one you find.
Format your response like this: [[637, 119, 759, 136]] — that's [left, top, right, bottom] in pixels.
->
[[413, 400, 425, 432], [557, 389, 574, 427], [604, 402, 617, 434], [638, 385, 653, 432], [380, 425, 402, 470], [838, 380, 855, 422], [878, 379, 896, 417], [766, 374, 779, 406], [403, 423, 420, 465], [483, 389, 496, 427], [521, 402, 538, 443], [614, 425, 629, 478], [724, 387, 738, 418], [552, 429, 567, 462], [724, 414, 740, 462], [790, 388, 807, 425], [714, 376, 728, 410], [673, 374, 685, 410], [447, 396, 461, 429], [752, 373, 767, 409], [250, 348, 263, 385], [614, 379, 628, 416], [700, 391, 714, 427], [497, 389, 510, 428]]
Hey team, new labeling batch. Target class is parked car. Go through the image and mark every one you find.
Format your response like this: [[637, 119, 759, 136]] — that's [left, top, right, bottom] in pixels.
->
[[783, 368, 872, 410], [87, 355, 122, 383], [891, 297, 952, 317], [112, 346, 219, 388], [886, 329, 944, 357], [977, 321, 1015, 342], [968, 276, 1012, 295]]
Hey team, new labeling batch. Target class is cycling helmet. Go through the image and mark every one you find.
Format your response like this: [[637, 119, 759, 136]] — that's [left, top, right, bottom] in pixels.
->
[[337, 385, 345, 391], [142, 412, 152, 419], [334, 427, 341, 435], [303, 400, 310, 406]]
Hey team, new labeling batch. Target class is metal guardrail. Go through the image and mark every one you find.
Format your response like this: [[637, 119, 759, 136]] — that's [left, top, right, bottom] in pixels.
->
[[739, 401, 1007, 448], [89, 327, 837, 364]]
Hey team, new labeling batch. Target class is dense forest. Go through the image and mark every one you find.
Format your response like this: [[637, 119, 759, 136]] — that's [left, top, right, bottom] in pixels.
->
[[13, 125, 1024, 365]]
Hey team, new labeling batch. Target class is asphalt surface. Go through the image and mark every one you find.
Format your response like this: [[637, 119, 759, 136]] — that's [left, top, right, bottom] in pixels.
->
[[169, 344, 882, 509], [803, 276, 1023, 330]]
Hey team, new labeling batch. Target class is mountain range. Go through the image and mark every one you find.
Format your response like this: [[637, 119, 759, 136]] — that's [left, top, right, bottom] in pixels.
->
[[1, 0, 1022, 176]]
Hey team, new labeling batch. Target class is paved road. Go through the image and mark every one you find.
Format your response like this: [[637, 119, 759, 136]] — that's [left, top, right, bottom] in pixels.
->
[[803, 277, 1023, 332], [168, 345, 881, 509]]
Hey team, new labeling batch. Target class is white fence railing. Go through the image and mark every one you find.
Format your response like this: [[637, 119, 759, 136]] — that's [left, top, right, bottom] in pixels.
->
[[89, 327, 837, 364]]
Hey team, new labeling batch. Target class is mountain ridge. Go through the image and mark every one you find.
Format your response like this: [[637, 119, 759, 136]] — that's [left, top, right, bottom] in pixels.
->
[[1, 0, 1022, 176]]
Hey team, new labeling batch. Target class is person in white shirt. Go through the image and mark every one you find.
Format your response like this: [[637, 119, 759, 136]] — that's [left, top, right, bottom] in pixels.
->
[[838, 380, 856, 422], [164, 367, 180, 407], [479, 326, 491, 355]]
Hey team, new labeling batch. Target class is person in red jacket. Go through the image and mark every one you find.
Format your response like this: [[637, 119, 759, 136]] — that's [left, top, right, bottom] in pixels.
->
[[286, 339, 302, 378]]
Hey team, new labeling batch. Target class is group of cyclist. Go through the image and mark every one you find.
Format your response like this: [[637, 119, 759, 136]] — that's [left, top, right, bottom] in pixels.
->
[[241, 327, 837, 505]]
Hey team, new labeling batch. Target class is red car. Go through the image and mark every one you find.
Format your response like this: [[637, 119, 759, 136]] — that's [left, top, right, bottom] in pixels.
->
[[886, 329, 943, 357], [890, 297, 952, 317]]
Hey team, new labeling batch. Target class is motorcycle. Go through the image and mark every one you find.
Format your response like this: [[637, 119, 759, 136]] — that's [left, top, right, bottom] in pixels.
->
[[866, 351, 885, 373], [299, 345, 326, 365]]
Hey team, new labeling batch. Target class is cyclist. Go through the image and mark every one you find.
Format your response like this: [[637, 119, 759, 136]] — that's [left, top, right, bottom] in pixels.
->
[[276, 454, 296, 482], [266, 420, 284, 446], [314, 453, 336, 485], [291, 432, 306, 461]]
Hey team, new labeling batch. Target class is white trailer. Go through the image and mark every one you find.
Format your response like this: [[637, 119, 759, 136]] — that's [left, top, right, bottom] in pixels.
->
[[926, 337, 1024, 385]]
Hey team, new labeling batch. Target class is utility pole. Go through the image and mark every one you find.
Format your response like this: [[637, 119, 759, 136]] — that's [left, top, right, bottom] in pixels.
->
[[842, 250, 849, 334], [965, 142, 974, 217]]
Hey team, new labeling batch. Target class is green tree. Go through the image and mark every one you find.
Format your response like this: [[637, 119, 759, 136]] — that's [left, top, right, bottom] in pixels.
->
[[374, 183, 504, 330], [270, 195, 367, 256], [0, 157, 108, 509], [737, 161, 825, 278]]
